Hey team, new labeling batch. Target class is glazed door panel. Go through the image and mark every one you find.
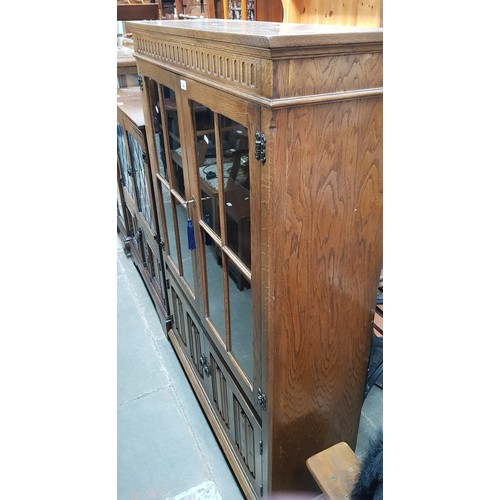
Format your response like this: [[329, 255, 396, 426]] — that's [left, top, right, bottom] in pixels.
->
[[143, 76, 199, 304], [143, 71, 263, 415], [182, 79, 263, 417]]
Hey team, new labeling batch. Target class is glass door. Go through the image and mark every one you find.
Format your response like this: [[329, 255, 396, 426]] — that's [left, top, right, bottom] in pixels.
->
[[144, 77, 198, 304], [184, 81, 262, 414]]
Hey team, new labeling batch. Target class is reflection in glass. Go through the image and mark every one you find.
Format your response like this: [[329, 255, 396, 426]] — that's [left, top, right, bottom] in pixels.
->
[[191, 102, 219, 236], [154, 128, 167, 180], [150, 81, 187, 198], [150, 82, 168, 181], [128, 132, 152, 229], [161, 182, 178, 268], [228, 262, 253, 381], [117, 186, 123, 219], [222, 123, 250, 269], [189, 101, 253, 381], [176, 201, 195, 293], [117, 124, 133, 196], [161, 86, 186, 198], [203, 240, 226, 344]]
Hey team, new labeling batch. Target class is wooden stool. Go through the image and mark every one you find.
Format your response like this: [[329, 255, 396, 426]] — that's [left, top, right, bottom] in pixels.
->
[[306, 442, 360, 500]]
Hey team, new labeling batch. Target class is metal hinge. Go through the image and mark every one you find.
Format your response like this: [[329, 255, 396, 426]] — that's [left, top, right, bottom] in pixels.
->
[[138, 74, 143, 90], [257, 388, 267, 410], [165, 314, 173, 327], [259, 440, 263, 455], [254, 132, 266, 163], [260, 484, 264, 497]]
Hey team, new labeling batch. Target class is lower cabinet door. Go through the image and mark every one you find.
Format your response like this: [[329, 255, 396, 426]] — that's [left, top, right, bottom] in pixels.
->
[[205, 339, 263, 495], [166, 270, 263, 498]]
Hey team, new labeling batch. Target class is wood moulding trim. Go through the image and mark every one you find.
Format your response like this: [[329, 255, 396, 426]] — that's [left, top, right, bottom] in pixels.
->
[[264, 88, 383, 109], [135, 52, 382, 109], [131, 32, 382, 100], [134, 35, 260, 90]]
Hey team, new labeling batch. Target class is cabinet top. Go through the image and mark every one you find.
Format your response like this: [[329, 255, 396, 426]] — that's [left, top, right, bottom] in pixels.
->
[[117, 86, 145, 128], [126, 19, 382, 49]]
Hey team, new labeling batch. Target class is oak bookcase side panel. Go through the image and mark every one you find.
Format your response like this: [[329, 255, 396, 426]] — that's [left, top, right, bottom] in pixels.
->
[[274, 50, 382, 99], [266, 96, 382, 493]]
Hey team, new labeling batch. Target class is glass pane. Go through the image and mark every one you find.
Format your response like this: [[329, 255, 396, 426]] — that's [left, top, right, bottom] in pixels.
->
[[160, 182, 179, 268], [191, 102, 220, 236], [160, 183, 195, 294], [127, 132, 152, 228], [175, 201, 196, 293], [150, 82, 168, 181], [228, 259, 253, 382], [222, 119, 250, 269], [161, 85, 186, 198], [190, 102, 253, 380], [203, 239, 226, 344], [117, 124, 133, 196], [117, 185, 123, 219]]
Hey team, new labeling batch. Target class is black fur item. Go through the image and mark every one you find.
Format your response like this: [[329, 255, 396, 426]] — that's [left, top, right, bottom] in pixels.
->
[[351, 430, 383, 500]]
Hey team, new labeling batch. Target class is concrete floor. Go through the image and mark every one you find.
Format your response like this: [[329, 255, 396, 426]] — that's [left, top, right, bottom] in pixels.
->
[[117, 236, 382, 499]]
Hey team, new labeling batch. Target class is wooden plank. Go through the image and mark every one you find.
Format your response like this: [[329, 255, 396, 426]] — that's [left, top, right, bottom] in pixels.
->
[[282, 0, 382, 27], [306, 442, 360, 499]]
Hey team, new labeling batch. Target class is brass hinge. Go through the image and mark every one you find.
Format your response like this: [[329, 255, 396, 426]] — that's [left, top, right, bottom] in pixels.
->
[[254, 132, 266, 163]]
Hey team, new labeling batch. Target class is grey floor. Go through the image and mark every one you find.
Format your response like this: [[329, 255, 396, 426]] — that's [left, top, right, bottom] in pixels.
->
[[117, 236, 382, 500]]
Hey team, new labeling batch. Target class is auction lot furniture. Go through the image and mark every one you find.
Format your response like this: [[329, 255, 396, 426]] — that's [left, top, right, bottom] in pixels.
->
[[126, 19, 382, 499]]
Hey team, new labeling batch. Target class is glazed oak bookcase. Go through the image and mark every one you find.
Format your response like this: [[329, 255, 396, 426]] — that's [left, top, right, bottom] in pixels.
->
[[117, 86, 171, 329], [126, 19, 382, 499]]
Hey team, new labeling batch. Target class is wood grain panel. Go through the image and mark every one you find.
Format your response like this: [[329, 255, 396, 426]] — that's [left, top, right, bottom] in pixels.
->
[[267, 96, 382, 492], [255, 0, 284, 22], [275, 52, 382, 98], [282, 0, 382, 27]]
